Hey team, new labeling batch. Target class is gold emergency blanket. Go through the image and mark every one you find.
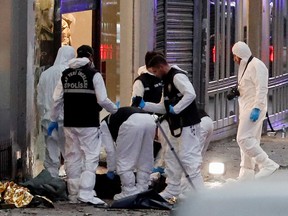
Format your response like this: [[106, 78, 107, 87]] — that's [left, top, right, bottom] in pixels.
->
[[0, 181, 33, 208]]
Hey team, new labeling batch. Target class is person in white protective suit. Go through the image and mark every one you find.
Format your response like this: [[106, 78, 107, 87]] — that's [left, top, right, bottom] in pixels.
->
[[37, 45, 75, 178], [132, 51, 195, 173], [180, 109, 213, 196], [131, 51, 165, 172], [49, 45, 118, 205], [198, 109, 214, 157], [100, 107, 156, 200], [232, 41, 279, 180], [136, 55, 204, 200]]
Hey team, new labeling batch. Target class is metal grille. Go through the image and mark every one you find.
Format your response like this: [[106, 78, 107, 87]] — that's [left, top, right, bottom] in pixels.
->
[[268, 0, 288, 129], [206, 0, 238, 140], [0, 139, 12, 180], [155, 0, 194, 78]]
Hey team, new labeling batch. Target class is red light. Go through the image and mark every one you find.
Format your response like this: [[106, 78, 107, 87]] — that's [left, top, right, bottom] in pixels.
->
[[100, 44, 113, 60], [269, 46, 274, 62], [212, 46, 216, 63]]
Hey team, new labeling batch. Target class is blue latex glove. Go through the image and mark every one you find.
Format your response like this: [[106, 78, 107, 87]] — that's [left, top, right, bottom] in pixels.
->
[[139, 98, 146, 109], [115, 101, 120, 108], [250, 108, 261, 122], [152, 167, 165, 174], [47, 122, 58, 136], [106, 171, 115, 180], [169, 105, 176, 114]]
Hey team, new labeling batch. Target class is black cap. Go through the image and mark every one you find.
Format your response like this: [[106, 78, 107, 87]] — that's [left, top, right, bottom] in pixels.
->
[[77, 45, 94, 58]]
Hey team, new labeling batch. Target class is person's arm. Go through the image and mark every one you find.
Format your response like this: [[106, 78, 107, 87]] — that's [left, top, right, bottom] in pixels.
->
[[253, 62, 268, 111], [131, 80, 145, 98], [50, 79, 64, 122], [144, 95, 166, 114], [172, 73, 196, 114], [93, 73, 118, 114]]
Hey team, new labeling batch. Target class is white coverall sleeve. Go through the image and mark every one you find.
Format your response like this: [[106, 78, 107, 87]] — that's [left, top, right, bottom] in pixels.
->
[[131, 80, 145, 98], [130, 80, 145, 105], [93, 73, 118, 114], [144, 96, 166, 114], [172, 73, 196, 114], [50, 79, 64, 122], [252, 63, 268, 111], [37, 78, 45, 117]]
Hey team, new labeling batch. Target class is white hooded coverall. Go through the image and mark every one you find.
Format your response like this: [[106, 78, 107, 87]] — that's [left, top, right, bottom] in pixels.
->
[[232, 41, 279, 179], [144, 71, 204, 198], [37, 45, 75, 178], [199, 115, 214, 157], [100, 111, 156, 200], [132, 65, 190, 169], [51, 57, 117, 204]]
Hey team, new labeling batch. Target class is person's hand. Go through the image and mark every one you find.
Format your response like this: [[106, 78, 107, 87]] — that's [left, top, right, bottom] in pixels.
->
[[132, 96, 146, 109], [106, 171, 115, 180], [169, 105, 176, 114], [115, 101, 120, 109], [139, 98, 146, 109], [250, 108, 260, 122], [152, 167, 165, 174], [47, 122, 58, 136]]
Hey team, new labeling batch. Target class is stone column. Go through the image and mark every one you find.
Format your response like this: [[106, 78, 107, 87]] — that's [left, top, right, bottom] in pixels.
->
[[247, 0, 264, 58], [119, 0, 155, 106]]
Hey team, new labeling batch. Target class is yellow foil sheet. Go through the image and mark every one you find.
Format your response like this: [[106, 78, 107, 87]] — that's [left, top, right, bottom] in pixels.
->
[[1, 181, 33, 208]]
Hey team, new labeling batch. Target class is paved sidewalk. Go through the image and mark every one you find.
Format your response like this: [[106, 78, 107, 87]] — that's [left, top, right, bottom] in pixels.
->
[[1, 133, 287, 215], [202, 133, 288, 180]]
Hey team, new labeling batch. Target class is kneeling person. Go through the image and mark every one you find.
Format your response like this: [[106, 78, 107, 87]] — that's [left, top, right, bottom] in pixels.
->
[[100, 107, 156, 200]]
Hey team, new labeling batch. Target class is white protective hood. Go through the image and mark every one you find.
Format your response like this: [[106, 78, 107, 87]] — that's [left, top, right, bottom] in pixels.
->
[[137, 64, 188, 76], [37, 46, 75, 124], [232, 41, 252, 62], [68, 57, 90, 69], [137, 65, 148, 75]]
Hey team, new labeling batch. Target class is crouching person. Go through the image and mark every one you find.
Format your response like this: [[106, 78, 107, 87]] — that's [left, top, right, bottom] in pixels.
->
[[100, 107, 156, 200]]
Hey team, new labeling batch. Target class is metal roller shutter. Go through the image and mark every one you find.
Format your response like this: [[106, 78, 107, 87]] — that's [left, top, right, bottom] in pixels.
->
[[155, 0, 166, 53], [155, 0, 194, 77]]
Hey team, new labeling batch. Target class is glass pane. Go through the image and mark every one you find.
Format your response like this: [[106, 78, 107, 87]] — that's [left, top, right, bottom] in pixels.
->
[[101, 0, 120, 101], [61, 11, 92, 49]]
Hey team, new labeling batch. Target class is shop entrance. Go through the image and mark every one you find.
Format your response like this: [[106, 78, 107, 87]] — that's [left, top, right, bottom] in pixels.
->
[[57, 0, 120, 102], [55, 0, 101, 70]]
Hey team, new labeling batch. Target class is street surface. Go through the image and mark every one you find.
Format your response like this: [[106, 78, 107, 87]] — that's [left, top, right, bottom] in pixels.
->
[[1, 132, 287, 215]]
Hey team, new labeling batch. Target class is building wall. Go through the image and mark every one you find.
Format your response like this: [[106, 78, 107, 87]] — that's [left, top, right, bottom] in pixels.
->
[[0, 0, 12, 139]]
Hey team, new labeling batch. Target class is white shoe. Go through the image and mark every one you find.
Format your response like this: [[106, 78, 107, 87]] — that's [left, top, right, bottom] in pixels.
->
[[226, 168, 255, 183], [113, 187, 139, 200], [59, 165, 66, 177], [159, 190, 176, 200], [68, 195, 80, 204], [255, 161, 279, 179], [78, 196, 107, 205]]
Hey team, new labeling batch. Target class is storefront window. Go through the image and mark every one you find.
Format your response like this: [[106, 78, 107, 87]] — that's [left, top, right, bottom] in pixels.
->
[[101, 0, 120, 101], [61, 11, 92, 50]]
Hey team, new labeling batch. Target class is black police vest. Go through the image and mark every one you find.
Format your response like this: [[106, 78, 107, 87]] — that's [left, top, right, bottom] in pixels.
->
[[103, 107, 148, 141], [61, 64, 102, 127], [134, 73, 163, 103], [163, 68, 201, 134]]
